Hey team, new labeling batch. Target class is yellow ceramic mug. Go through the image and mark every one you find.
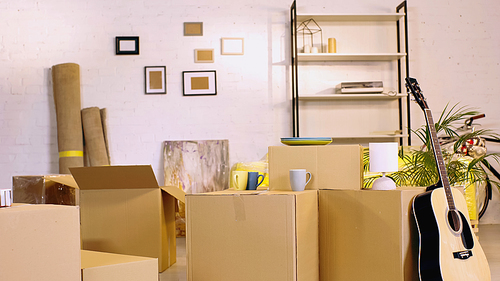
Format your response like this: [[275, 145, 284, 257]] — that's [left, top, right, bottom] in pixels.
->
[[232, 171, 248, 190]]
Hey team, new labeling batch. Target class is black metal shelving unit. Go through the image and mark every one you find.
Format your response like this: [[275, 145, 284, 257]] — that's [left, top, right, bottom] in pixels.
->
[[290, 0, 411, 145]]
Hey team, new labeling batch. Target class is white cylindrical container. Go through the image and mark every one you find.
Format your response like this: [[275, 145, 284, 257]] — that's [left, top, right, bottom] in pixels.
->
[[0, 189, 12, 207]]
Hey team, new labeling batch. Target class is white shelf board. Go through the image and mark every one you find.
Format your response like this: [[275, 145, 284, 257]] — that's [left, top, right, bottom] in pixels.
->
[[299, 93, 406, 100], [296, 13, 405, 22], [330, 134, 407, 139], [298, 53, 406, 62]]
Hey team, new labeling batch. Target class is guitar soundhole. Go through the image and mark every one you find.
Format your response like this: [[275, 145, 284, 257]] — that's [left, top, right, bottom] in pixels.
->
[[448, 210, 462, 232]]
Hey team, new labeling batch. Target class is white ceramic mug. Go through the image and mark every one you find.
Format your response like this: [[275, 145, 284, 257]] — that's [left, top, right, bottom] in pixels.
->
[[289, 169, 312, 191]]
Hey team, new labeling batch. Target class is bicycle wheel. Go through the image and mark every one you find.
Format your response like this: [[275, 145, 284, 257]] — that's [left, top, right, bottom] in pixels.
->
[[476, 173, 492, 220]]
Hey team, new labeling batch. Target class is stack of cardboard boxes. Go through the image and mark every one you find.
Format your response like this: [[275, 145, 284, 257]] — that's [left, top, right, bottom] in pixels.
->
[[5, 145, 425, 280], [187, 145, 422, 281], [7, 165, 185, 280]]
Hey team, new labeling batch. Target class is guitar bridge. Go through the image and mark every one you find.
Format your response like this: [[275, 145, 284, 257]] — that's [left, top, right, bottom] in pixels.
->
[[453, 250, 473, 260]]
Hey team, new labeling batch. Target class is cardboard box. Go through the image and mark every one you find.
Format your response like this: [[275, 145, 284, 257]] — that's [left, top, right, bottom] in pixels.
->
[[0, 204, 81, 281], [81, 250, 158, 281], [186, 190, 319, 281], [268, 145, 363, 191], [12, 175, 79, 205], [319, 188, 422, 281], [70, 165, 186, 272]]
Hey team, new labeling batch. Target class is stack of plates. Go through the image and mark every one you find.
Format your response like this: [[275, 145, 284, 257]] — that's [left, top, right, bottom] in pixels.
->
[[280, 137, 332, 146]]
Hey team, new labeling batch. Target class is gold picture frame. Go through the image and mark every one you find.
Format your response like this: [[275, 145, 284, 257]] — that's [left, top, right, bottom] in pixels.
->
[[184, 22, 203, 36], [194, 49, 214, 63]]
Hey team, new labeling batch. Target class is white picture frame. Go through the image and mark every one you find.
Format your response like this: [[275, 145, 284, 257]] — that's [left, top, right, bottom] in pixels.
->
[[182, 70, 217, 96], [221, 38, 244, 55], [145, 66, 166, 94]]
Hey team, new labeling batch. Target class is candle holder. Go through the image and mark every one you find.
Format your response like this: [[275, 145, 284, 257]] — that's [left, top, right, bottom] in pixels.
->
[[297, 18, 323, 53]]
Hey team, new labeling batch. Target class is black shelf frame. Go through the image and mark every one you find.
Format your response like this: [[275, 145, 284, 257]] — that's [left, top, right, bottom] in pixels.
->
[[290, 0, 411, 145]]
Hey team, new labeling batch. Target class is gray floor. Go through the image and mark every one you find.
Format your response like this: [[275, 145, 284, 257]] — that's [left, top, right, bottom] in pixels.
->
[[161, 224, 500, 281]]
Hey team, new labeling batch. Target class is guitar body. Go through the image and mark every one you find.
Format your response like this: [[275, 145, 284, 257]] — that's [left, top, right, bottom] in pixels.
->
[[413, 187, 491, 281]]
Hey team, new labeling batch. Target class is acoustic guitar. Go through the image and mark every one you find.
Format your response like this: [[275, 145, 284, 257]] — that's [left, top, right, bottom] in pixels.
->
[[406, 77, 491, 281]]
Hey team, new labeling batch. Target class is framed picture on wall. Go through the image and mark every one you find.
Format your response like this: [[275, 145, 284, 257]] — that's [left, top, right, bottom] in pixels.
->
[[184, 22, 203, 36], [116, 36, 139, 55], [221, 37, 244, 55], [145, 66, 166, 94], [194, 49, 214, 63], [182, 70, 217, 96]]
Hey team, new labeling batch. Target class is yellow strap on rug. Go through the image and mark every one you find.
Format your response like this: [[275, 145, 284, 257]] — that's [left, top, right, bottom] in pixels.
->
[[59, 150, 84, 158]]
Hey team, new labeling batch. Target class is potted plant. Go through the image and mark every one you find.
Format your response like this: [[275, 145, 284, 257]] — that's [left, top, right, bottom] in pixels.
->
[[364, 103, 500, 218]]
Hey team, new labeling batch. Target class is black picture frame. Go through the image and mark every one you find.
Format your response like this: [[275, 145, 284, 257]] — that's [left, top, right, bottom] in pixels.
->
[[182, 70, 217, 96], [116, 36, 139, 55], [145, 66, 166, 94]]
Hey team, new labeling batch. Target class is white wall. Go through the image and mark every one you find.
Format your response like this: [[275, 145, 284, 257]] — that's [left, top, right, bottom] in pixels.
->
[[1, 0, 500, 220]]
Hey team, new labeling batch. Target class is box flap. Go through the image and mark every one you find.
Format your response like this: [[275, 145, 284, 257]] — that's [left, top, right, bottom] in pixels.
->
[[44, 175, 79, 189], [81, 250, 157, 269], [70, 165, 159, 190], [160, 186, 186, 203], [186, 190, 268, 196]]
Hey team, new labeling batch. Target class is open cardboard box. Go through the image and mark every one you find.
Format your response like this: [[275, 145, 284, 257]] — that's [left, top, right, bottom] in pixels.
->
[[70, 165, 185, 272]]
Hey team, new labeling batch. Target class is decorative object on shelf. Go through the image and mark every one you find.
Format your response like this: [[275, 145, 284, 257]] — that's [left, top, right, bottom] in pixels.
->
[[311, 46, 318, 53], [303, 44, 311, 53], [182, 70, 217, 96], [0, 189, 12, 207], [296, 18, 323, 53], [184, 22, 203, 36], [280, 137, 332, 146], [339, 81, 384, 94], [144, 66, 166, 94], [328, 38, 337, 53], [221, 38, 244, 55], [369, 142, 398, 190], [194, 49, 214, 63], [115, 36, 139, 55]]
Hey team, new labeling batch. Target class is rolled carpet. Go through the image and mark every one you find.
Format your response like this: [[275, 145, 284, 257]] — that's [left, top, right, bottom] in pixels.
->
[[82, 107, 110, 166], [52, 63, 84, 174]]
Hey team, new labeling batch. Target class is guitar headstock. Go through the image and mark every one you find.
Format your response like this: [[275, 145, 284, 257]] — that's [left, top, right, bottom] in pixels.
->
[[405, 77, 429, 110]]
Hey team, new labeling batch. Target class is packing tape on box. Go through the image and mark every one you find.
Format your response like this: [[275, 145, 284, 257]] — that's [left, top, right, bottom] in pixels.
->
[[0, 189, 12, 207], [59, 150, 84, 158], [232, 194, 246, 222]]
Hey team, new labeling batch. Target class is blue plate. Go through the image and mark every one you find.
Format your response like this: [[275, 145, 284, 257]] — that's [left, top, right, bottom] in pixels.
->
[[281, 137, 333, 146]]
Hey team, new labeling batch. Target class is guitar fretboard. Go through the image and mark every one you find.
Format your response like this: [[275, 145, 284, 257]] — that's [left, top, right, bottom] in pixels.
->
[[424, 109, 456, 211]]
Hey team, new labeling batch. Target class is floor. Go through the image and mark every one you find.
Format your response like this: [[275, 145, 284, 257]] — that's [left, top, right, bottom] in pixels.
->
[[160, 224, 500, 281]]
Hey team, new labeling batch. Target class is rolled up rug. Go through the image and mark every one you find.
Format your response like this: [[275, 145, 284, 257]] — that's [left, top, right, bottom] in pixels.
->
[[52, 63, 84, 174], [82, 107, 110, 166]]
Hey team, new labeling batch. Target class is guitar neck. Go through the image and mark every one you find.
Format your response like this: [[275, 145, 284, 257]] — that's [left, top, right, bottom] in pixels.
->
[[424, 109, 456, 211]]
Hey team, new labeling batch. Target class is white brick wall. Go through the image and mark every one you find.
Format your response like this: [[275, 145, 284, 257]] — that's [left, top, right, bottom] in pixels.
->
[[1, 0, 500, 222]]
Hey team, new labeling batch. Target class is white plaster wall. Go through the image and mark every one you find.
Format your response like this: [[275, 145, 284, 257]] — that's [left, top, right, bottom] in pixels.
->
[[1, 0, 500, 221]]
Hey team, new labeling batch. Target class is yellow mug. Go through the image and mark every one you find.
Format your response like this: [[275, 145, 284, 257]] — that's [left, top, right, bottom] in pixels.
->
[[232, 171, 248, 190]]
